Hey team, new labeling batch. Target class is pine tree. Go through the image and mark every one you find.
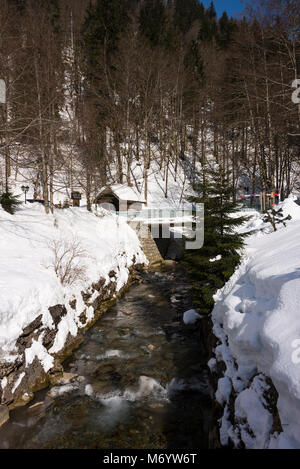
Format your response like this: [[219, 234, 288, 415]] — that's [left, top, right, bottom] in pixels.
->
[[82, 0, 130, 72], [184, 164, 249, 315], [139, 0, 167, 47], [198, 9, 218, 43], [173, 0, 205, 34], [217, 11, 237, 49], [0, 191, 22, 215], [184, 40, 205, 86], [207, 1, 216, 20], [263, 207, 292, 232]]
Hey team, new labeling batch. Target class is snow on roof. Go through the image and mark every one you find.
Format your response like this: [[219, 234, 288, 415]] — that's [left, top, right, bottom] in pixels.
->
[[98, 184, 146, 203]]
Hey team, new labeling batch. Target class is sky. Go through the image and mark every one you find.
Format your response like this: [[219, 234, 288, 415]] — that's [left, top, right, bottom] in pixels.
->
[[203, 0, 246, 18]]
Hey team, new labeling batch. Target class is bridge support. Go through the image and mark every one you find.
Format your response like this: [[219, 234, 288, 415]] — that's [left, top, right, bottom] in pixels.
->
[[128, 221, 164, 271]]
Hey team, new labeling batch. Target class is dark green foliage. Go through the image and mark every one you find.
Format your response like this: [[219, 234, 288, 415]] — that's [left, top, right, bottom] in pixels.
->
[[48, 0, 60, 34], [0, 192, 22, 215], [139, 0, 167, 46], [184, 40, 205, 85], [217, 12, 237, 48], [82, 0, 130, 70], [207, 1, 217, 20], [263, 207, 292, 232], [173, 0, 205, 34], [184, 164, 249, 315], [198, 10, 218, 43]]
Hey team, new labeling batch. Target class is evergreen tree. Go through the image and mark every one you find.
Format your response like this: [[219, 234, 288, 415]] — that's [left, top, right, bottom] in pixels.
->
[[184, 164, 249, 315], [198, 9, 218, 43], [217, 11, 237, 49], [82, 0, 130, 72], [173, 0, 205, 34], [207, 1, 216, 20], [0, 191, 22, 215], [184, 40, 205, 85], [139, 0, 167, 47]]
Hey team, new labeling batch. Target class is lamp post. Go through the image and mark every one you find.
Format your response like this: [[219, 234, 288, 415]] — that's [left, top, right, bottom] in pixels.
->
[[21, 185, 29, 204]]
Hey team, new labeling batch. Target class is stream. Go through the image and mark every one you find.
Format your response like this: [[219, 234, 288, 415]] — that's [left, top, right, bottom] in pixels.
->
[[0, 268, 212, 449]]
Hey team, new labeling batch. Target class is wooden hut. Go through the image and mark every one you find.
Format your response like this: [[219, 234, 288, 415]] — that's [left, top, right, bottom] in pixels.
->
[[95, 184, 146, 212]]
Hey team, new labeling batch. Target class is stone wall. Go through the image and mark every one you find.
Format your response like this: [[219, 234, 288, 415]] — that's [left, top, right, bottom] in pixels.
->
[[128, 221, 164, 270], [0, 264, 143, 425]]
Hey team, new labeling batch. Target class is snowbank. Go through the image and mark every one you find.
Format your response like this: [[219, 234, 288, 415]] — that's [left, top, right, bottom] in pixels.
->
[[0, 204, 146, 371], [211, 198, 300, 449]]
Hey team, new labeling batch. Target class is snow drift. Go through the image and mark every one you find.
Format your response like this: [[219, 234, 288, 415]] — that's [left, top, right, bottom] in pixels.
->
[[0, 203, 146, 400], [211, 197, 300, 449]]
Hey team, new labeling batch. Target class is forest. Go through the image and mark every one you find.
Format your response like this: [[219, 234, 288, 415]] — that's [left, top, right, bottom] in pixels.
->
[[0, 0, 299, 212]]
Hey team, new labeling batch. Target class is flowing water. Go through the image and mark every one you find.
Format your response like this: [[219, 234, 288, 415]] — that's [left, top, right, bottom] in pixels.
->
[[0, 268, 212, 449]]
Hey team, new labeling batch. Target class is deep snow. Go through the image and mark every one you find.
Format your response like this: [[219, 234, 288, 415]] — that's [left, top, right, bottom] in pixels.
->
[[0, 203, 146, 379], [211, 196, 300, 449]]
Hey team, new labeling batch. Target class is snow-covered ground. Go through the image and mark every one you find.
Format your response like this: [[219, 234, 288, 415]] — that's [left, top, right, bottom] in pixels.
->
[[0, 203, 146, 372], [210, 196, 300, 448]]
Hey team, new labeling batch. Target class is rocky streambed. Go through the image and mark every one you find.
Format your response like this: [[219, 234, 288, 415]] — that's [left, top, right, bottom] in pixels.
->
[[0, 268, 212, 449]]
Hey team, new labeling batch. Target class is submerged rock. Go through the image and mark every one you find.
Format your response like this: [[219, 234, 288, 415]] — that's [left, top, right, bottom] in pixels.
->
[[50, 372, 78, 386]]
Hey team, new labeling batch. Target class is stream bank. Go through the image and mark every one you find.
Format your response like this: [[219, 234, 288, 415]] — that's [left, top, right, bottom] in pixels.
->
[[0, 263, 144, 419], [0, 267, 212, 449]]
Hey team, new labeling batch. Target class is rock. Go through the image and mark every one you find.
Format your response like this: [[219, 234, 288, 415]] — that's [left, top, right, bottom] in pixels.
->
[[22, 392, 34, 403], [49, 361, 63, 376], [91, 278, 105, 293], [16, 314, 43, 349], [163, 260, 177, 270], [48, 304, 67, 327], [42, 327, 57, 349], [29, 401, 44, 410], [183, 309, 201, 325], [0, 358, 22, 380], [47, 384, 77, 398], [170, 295, 180, 303], [10, 392, 34, 409], [21, 315, 43, 337], [50, 372, 78, 386], [148, 403, 164, 409], [76, 376, 86, 383], [122, 310, 132, 316], [165, 239, 184, 261], [85, 384, 93, 396], [79, 310, 87, 325], [0, 405, 9, 427]]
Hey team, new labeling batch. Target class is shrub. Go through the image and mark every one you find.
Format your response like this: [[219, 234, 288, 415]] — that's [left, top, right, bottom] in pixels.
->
[[48, 238, 87, 286], [0, 191, 22, 214], [263, 207, 292, 232]]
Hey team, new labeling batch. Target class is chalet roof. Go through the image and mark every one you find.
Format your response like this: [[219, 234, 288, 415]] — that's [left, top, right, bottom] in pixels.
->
[[97, 184, 146, 204]]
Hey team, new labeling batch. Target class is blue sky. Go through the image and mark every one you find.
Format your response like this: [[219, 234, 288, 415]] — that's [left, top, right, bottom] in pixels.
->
[[203, 0, 246, 18]]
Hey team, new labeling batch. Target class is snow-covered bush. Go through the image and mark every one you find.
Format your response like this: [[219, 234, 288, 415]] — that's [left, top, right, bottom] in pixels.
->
[[263, 207, 292, 232], [48, 238, 87, 286]]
